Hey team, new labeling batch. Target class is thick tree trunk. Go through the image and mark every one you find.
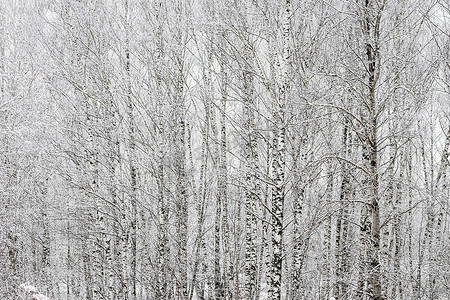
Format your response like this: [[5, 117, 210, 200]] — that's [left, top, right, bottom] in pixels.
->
[[243, 42, 259, 300], [358, 1, 383, 299], [268, 2, 290, 299], [175, 80, 188, 300], [241, 5, 259, 297]]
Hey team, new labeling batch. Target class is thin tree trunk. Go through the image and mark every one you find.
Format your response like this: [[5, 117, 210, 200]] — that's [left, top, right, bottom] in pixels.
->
[[174, 3, 188, 298], [429, 126, 450, 299], [392, 150, 404, 300], [418, 135, 432, 299], [291, 132, 307, 299], [336, 117, 353, 300], [321, 162, 333, 300], [187, 119, 206, 300], [406, 141, 419, 299], [154, 2, 171, 299], [124, 1, 137, 298], [41, 179, 51, 294], [381, 122, 396, 298], [218, 38, 231, 299]]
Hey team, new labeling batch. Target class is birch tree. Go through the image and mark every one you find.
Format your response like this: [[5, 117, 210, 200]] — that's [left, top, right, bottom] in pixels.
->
[[268, 1, 291, 299]]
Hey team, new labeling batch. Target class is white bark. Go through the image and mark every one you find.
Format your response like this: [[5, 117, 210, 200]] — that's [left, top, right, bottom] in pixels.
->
[[268, 2, 290, 299]]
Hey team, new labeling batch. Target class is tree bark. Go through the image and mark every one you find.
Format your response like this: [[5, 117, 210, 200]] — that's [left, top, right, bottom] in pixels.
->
[[268, 1, 290, 299]]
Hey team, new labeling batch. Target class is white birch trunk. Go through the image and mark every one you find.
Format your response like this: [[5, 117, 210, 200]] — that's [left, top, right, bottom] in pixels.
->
[[291, 132, 307, 299], [381, 122, 395, 298], [153, 2, 171, 299], [242, 12, 259, 299], [358, 1, 383, 298], [174, 3, 188, 298], [124, 2, 137, 298], [268, 2, 290, 299], [321, 162, 333, 300], [218, 35, 232, 299], [335, 117, 353, 299]]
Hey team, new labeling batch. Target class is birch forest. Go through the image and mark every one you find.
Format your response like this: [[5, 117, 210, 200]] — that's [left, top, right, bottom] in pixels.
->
[[1, 0, 449, 299]]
